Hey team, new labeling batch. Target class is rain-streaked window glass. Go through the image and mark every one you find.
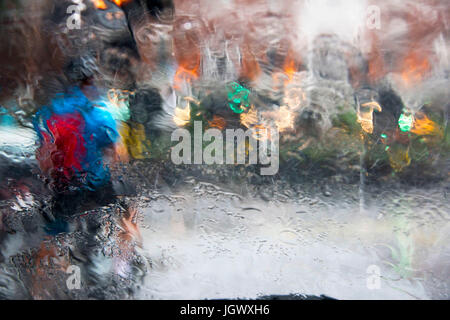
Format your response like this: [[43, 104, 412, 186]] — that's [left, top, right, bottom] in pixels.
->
[[0, 0, 448, 300]]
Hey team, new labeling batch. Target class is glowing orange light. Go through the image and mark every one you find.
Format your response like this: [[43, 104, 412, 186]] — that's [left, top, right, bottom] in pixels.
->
[[173, 99, 192, 127], [208, 115, 227, 130], [173, 65, 199, 90], [90, 0, 108, 9], [411, 113, 442, 137], [111, 0, 132, 7], [400, 51, 431, 87], [282, 52, 297, 86]]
